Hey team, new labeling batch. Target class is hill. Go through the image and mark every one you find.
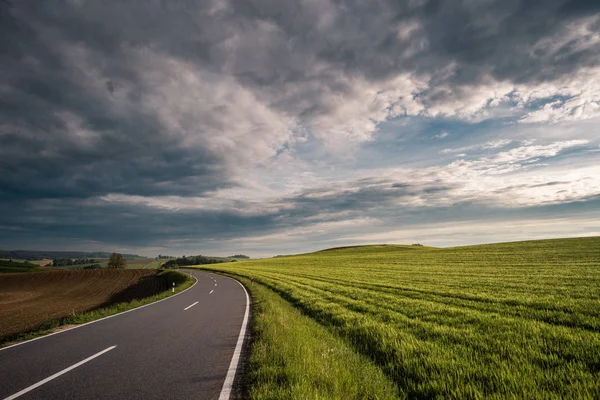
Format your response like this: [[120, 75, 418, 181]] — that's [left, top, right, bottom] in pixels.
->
[[0, 269, 169, 342], [199, 236, 600, 399], [0, 250, 141, 261]]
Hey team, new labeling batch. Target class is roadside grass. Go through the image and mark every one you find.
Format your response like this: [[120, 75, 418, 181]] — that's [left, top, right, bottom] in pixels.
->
[[205, 273, 399, 400], [0, 270, 194, 348], [201, 237, 600, 399]]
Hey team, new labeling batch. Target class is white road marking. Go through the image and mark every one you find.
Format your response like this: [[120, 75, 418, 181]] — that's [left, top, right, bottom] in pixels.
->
[[3, 346, 117, 400], [215, 283, 217, 286], [184, 301, 199, 310], [218, 277, 250, 400], [209, 290, 214, 294]]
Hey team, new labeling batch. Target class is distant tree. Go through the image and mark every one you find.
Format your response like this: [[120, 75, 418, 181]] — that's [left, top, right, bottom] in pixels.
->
[[107, 253, 126, 269], [229, 254, 249, 259]]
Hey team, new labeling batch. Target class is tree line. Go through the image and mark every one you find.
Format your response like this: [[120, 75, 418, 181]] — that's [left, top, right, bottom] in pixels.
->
[[52, 258, 98, 266], [162, 255, 226, 268]]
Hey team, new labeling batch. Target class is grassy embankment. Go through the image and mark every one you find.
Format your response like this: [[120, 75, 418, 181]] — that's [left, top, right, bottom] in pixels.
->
[[200, 237, 600, 399], [235, 276, 398, 399], [0, 270, 194, 348]]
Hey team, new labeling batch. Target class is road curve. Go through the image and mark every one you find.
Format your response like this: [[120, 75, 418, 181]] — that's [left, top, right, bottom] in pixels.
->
[[0, 270, 249, 400]]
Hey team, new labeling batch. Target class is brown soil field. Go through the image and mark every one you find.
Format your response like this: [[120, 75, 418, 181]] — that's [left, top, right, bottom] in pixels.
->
[[0, 269, 167, 340]]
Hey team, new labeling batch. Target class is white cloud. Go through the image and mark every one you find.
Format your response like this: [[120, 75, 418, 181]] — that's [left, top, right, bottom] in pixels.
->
[[227, 217, 380, 244], [106, 139, 598, 217], [441, 139, 513, 154], [133, 50, 294, 168], [334, 216, 600, 247]]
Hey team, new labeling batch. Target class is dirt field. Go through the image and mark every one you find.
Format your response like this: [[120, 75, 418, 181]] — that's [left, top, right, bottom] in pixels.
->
[[0, 269, 167, 339]]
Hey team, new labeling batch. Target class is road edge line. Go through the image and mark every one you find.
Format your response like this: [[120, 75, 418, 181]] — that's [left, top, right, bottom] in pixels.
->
[[218, 275, 250, 400], [0, 272, 198, 352]]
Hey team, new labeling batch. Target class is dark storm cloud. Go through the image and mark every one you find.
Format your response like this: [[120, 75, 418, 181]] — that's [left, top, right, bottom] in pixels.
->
[[0, 179, 468, 249], [0, 1, 235, 200], [1, 0, 599, 250], [225, 0, 600, 88], [3, 177, 597, 252], [2, 0, 598, 199]]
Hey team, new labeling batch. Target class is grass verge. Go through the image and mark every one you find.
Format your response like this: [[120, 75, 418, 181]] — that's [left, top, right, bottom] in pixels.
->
[[0, 270, 194, 348], [197, 270, 398, 400]]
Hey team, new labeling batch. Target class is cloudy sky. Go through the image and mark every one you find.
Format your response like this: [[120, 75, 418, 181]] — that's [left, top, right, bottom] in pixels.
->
[[1, 0, 599, 257]]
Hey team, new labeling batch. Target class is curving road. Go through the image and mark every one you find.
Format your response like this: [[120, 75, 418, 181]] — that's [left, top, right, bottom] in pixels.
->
[[0, 270, 249, 400]]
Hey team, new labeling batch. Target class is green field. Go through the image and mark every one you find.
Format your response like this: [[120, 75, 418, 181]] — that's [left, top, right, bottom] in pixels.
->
[[0, 259, 40, 273], [143, 258, 177, 269], [123, 257, 155, 269], [199, 237, 600, 399], [44, 257, 156, 270]]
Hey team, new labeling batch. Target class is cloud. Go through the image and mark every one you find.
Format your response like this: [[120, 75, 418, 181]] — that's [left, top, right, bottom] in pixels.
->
[[1, 0, 600, 254], [441, 139, 513, 154]]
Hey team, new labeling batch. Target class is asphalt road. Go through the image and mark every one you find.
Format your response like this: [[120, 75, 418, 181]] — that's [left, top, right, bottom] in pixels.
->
[[0, 270, 249, 400]]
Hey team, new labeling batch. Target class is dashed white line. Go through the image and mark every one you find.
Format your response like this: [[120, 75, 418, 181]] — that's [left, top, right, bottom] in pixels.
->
[[215, 283, 217, 286], [184, 301, 199, 311], [3, 346, 117, 400], [209, 290, 214, 294]]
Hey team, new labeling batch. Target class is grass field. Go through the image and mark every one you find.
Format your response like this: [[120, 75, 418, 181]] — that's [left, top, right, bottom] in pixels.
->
[[0, 259, 41, 273], [238, 275, 398, 399], [200, 237, 600, 399], [123, 257, 156, 269]]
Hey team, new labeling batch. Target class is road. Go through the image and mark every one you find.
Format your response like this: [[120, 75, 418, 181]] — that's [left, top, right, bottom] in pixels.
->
[[0, 270, 249, 400]]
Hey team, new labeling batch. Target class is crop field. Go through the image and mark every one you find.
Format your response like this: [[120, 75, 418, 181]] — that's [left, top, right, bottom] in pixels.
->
[[0, 269, 167, 340], [141, 258, 175, 269], [45, 257, 156, 269], [202, 237, 600, 399], [122, 257, 155, 269], [0, 260, 40, 273]]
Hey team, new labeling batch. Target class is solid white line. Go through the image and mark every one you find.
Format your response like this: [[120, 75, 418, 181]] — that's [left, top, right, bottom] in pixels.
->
[[218, 276, 250, 400], [184, 301, 199, 310], [0, 272, 198, 352], [209, 290, 214, 294], [3, 346, 117, 400]]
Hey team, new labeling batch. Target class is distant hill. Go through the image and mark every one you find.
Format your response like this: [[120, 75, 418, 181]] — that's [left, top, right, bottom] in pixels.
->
[[316, 244, 434, 253], [0, 250, 141, 261]]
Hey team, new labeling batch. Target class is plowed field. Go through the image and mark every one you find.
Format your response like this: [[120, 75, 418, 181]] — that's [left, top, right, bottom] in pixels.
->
[[0, 269, 167, 339]]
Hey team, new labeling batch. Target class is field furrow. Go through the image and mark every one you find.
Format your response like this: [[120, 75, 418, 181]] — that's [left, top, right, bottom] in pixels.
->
[[203, 237, 600, 399], [0, 269, 166, 340]]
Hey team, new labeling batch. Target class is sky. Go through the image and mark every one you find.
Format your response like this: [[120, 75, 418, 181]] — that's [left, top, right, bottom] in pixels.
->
[[1, 0, 599, 257]]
